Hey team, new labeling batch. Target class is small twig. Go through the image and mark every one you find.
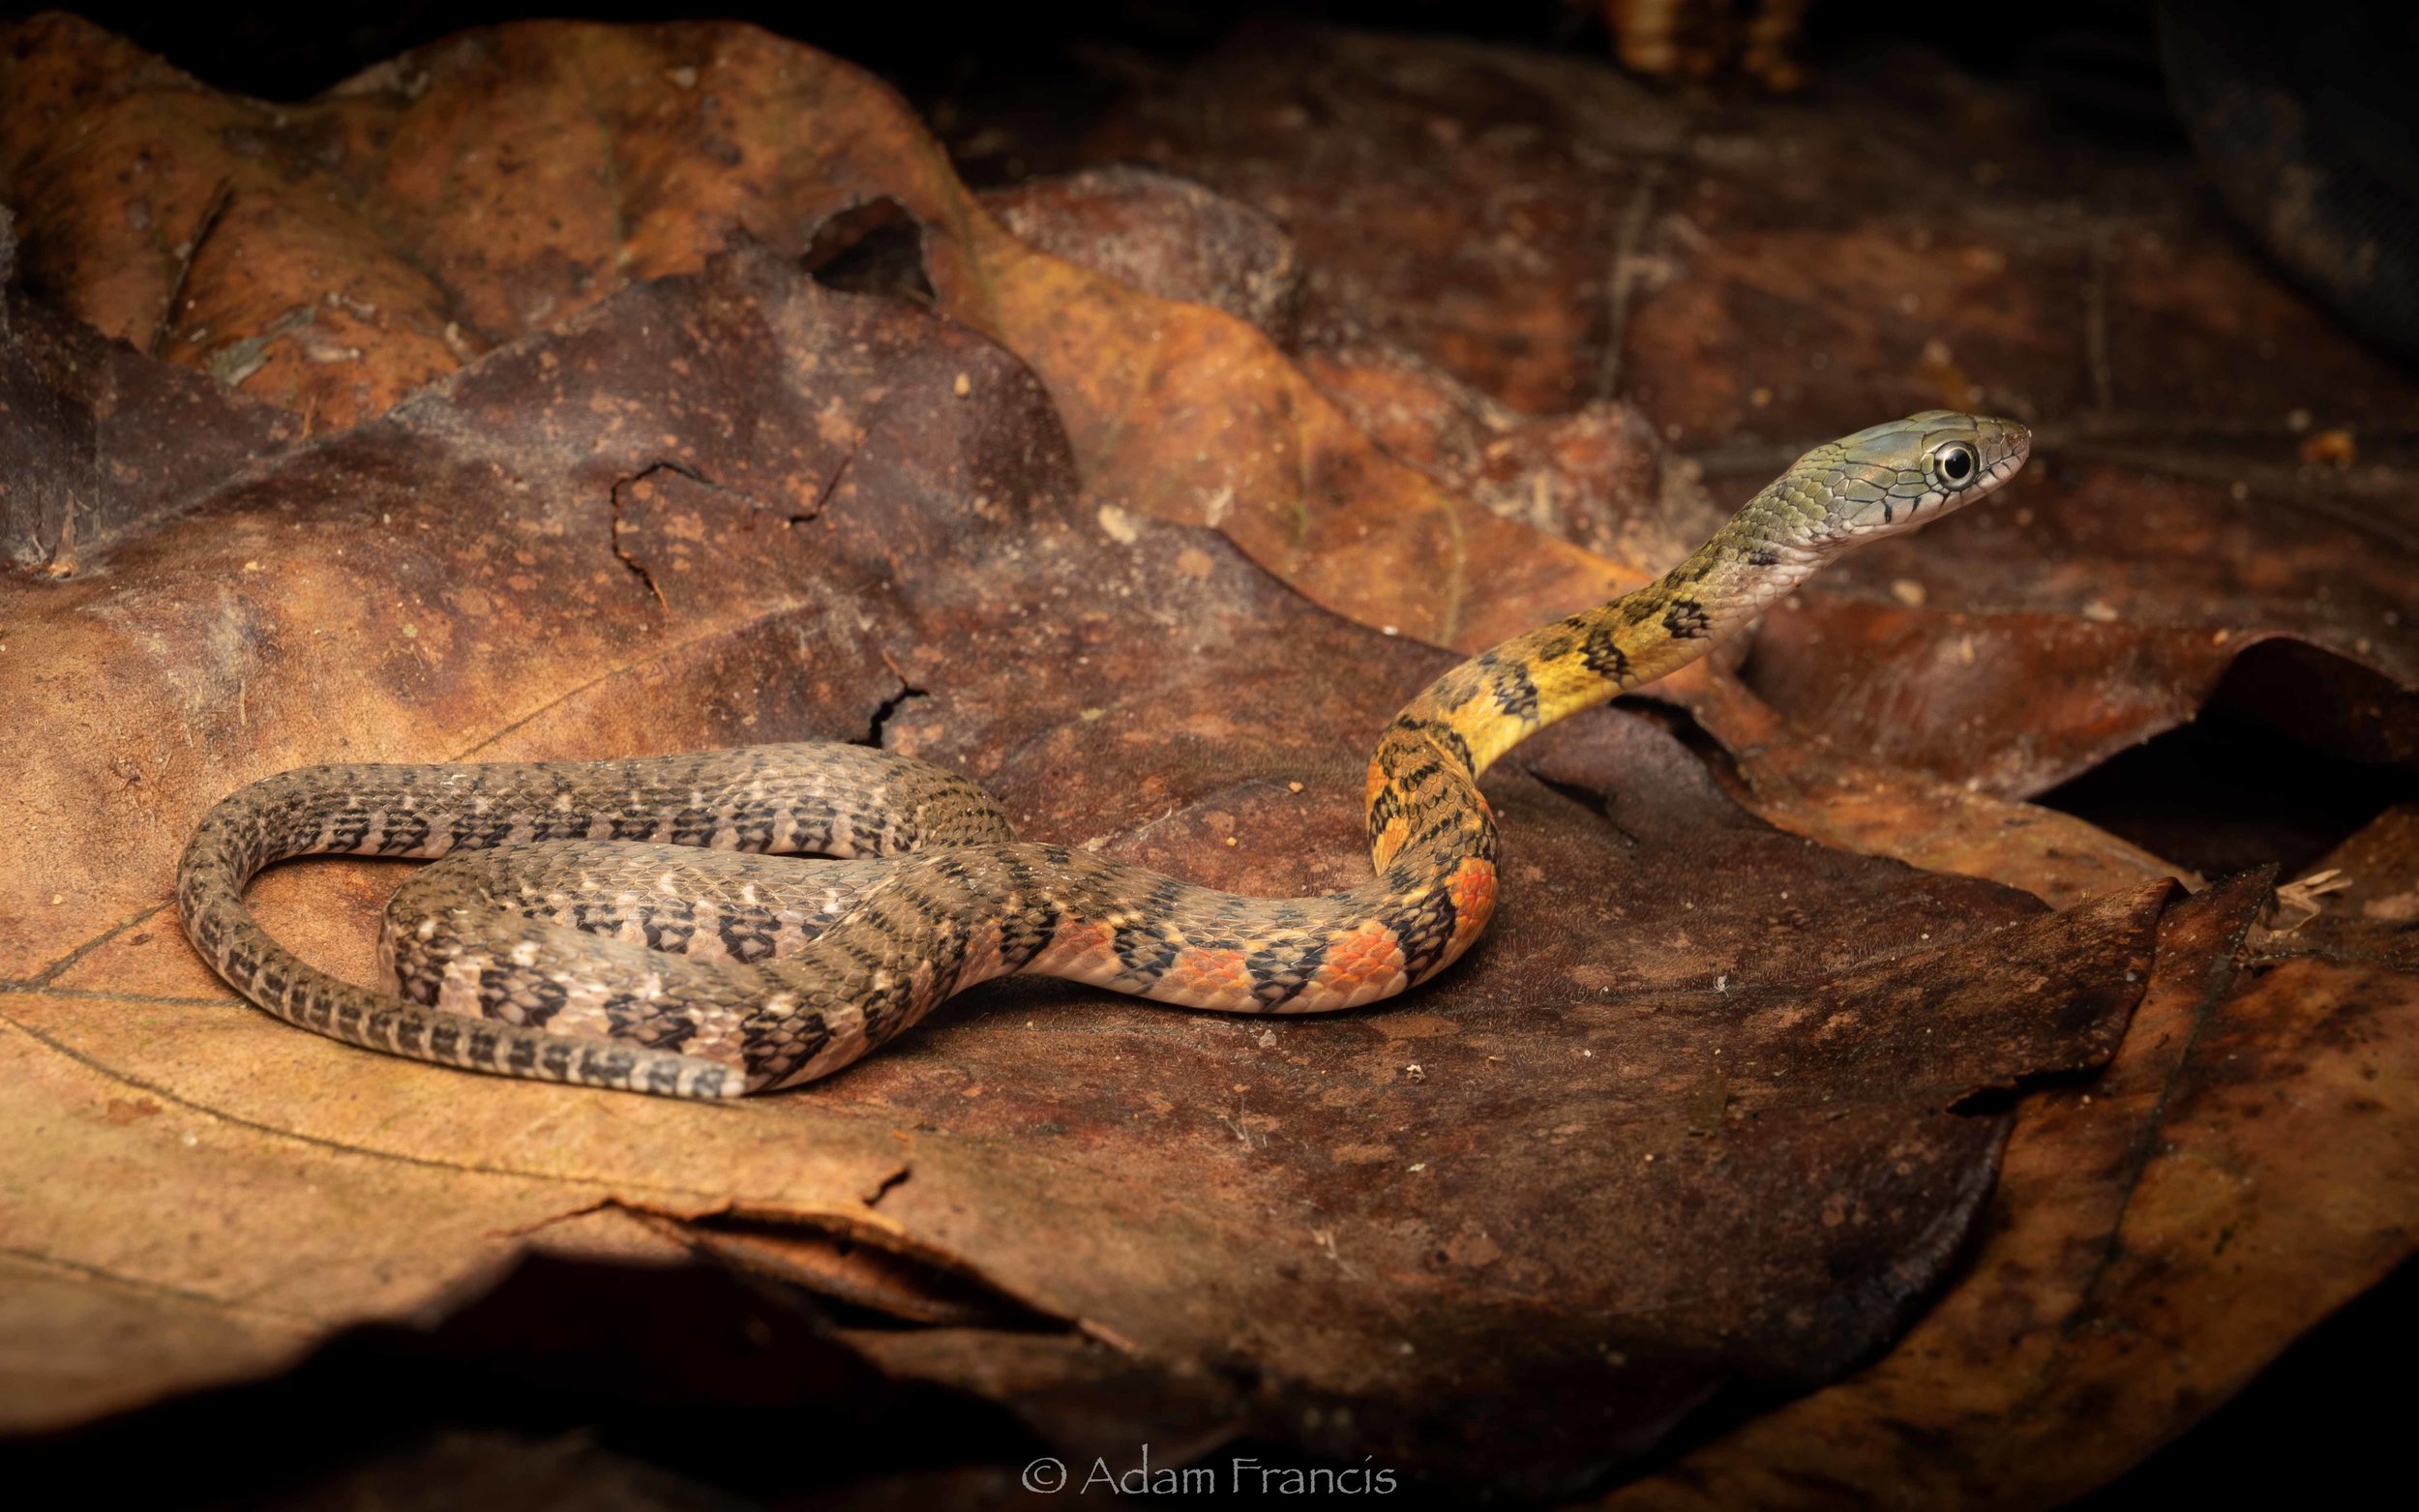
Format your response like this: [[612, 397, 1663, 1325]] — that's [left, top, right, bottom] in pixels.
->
[[2082, 222, 2116, 415], [1596, 157, 1669, 404], [154, 177, 234, 357], [2270, 868, 2352, 934]]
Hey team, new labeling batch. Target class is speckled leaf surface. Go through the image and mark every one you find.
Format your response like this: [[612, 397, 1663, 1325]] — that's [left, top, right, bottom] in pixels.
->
[[1599, 857, 2419, 1511]]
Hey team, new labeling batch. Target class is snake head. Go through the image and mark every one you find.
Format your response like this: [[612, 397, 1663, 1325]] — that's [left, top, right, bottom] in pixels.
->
[[1810, 410, 2031, 543]]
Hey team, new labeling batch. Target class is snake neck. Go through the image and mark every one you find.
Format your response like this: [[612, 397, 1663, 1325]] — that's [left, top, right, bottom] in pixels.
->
[[1363, 497, 1823, 871]]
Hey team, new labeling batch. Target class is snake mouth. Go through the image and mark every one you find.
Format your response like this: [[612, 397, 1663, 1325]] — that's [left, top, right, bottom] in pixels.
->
[[1999, 422, 2035, 473], [1960, 418, 2032, 505], [1989, 446, 2028, 486]]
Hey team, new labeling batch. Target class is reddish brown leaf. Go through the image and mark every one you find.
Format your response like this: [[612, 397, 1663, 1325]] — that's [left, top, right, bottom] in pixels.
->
[[1607, 843, 2419, 1508], [0, 252, 2169, 1497]]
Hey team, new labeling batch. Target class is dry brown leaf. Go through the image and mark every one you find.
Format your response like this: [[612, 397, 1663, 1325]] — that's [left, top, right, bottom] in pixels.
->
[[0, 280, 295, 570], [0, 14, 1642, 653], [0, 246, 2180, 1495], [1607, 837, 2419, 1507]]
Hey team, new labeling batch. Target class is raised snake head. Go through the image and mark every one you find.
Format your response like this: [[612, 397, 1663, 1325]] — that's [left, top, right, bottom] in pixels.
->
[[1799, 409, 2032, 545]]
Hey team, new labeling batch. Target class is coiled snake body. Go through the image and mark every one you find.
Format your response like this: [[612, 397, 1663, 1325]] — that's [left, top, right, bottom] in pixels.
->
[[178, 411, 2030, 1098]]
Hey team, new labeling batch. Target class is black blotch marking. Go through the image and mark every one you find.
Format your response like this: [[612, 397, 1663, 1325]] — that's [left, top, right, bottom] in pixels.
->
[[1384, 888, 1459, 982], [1422, 719, 1476, 773], [1246, 934, 1332, 1010], [1581, 623, 1631, 680], [1662, 599, 1712, 638], [1491, 661, 1541, 723]]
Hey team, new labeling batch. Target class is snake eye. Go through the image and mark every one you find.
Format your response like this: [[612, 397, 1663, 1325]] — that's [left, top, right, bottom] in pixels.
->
[[1936, 443, 1978, 486]]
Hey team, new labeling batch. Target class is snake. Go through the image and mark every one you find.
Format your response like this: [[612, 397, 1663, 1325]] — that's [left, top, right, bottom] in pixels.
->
[[176, 410, 2030, 1099]]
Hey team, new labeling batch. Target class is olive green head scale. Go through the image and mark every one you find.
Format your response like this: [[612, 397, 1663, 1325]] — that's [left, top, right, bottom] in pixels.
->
[[1368, 410, 2031, 868], [1773, 409, 2033, 548]]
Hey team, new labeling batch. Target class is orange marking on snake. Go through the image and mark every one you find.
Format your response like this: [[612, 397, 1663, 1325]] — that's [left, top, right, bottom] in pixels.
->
[[1164, 945, 1255, 1003], [1445, 857, 1498, 961], [1317, 922, 1410, 995], [1032, 919, 1120, 979]]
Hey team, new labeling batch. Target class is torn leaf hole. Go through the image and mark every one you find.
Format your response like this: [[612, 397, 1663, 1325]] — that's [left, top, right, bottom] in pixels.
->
[[860, 679, 928, 748], [2037, 639, 2419, 877], [804, 196, 937, 306]]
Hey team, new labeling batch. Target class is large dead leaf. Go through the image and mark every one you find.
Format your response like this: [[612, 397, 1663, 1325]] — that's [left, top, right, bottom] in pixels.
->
[[1603, 839, 2419, 1509], [1, 237, 2174, 1495], [0, 12, 1638, 653]]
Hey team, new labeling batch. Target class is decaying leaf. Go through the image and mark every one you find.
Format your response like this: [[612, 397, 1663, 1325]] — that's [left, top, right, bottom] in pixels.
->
[[1608, 836, 2419, 1508], [3, 237, 2170, 1495], [0, 13, 1642, 652], [0, 273, 294, 571]]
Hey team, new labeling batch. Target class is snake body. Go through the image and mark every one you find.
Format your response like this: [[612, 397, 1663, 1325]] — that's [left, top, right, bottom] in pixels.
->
[[177, 411, 2030, 1098]]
